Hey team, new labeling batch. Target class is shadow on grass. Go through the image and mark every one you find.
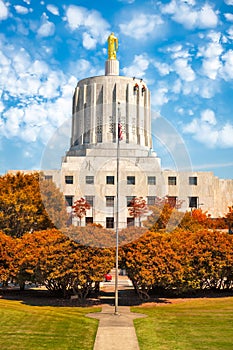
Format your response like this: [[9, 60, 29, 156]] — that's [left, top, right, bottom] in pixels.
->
[[1, 286, 233, 308]]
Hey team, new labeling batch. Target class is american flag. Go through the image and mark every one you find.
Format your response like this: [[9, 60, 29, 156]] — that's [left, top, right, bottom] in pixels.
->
[[118, 122, 123, 141]]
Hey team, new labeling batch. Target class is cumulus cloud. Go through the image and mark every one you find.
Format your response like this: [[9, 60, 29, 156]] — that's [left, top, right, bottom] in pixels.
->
[[224, 13, 233, 21], [0, 40, 77, 146], [151, 86, 169, 107], [161, 1, 218, 30], [122, 54, 149, 77], [227, 26, 233, 39], [65, 5, 109, 49], [183, 109, 233, 148], [173, 58, 196, 81], [198, 32, 223, 79], [0, 0, 9, 20], [225, 0, 233, 5], [220, 50, 233, 80], [37, 13, 55, 37], [119, 13, 163, 39], [14, 5, 29, 15], [153, 61, 172, 76], [46, 4, 59, 16]]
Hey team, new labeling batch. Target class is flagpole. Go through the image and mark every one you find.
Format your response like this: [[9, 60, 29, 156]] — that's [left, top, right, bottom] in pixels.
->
[[115, 102, 120, 315]]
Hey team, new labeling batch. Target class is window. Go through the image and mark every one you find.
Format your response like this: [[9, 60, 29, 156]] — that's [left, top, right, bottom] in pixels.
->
[[106, 217, 114, 229], [148, 176, 156, 185], [168, 176, 176, 185], [167, 196, 177, 208], [127, 217, 135, 227], [106, 196, 114, 207], [127, 176, 135, 185], [65, 175, 73, 184], [106, 176, 114, 185], [127, 196, 136, 207], [85, 196, 94, 207], [147, 196, 156, 206], [65, 195, 74, 207], [44, 175, 53, 181], [86, 217, 93, 225], [189, 196, 198, 208], [86, 176, 94, 184], [189, 176, 197, 185]]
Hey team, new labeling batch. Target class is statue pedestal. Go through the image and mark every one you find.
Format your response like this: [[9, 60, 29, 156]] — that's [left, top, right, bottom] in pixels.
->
[[105, 59, 119, 76]]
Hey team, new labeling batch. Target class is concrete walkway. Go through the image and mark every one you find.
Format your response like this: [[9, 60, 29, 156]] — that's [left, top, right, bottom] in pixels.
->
[[87, 304, 146, 350]]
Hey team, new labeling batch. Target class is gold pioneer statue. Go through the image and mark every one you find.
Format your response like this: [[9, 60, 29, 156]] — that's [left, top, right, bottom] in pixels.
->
[[107, 32, 118, 60]]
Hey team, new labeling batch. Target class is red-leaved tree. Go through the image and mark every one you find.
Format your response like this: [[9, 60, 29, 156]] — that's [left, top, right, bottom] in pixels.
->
[[128, 197, 149, 226], [72, 197, 91, 226]]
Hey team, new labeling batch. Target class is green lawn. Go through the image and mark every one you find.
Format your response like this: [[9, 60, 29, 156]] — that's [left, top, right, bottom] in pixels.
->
[[132, 297, 233, 350], [0, 299, 99, 350]]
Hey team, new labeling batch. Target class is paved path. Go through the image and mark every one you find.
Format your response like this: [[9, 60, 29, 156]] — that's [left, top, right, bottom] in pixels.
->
[[87, 304, 146, 350], [87, 271, 146, 350]]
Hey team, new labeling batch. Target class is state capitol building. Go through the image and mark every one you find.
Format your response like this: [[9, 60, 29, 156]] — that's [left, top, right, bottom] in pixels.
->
[[11, 34, 233, 229]]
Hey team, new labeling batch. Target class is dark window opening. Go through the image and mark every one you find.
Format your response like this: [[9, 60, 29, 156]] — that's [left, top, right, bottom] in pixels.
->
[[86, 176, 94, 184], [168, 176, 176, 185], [127, 176, 135, 185], [65, 195, 74, 207], [65, 175, 73, 184], [147, 196, 156, 206], [106, 176, 114, 185], [106, 196, 114, 207], [127, 196, 136, 207], [189, 176, 197, 185], [85, 196, 94, 207], [189, 197, 198, 208], [106, 217, 114, 229], [127, 217, 135, 227], [148, 176, 156, 185], [86, 217, 93, 225]]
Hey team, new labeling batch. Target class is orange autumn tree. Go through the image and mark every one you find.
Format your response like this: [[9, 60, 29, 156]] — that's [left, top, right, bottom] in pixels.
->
[[0, 231, 15, 285], [145, 196, 184, 232], [0, 172, 67, 237], [120, 229, 233, 298], [72, 197, 91, 226], [128, 197, 149, 226]]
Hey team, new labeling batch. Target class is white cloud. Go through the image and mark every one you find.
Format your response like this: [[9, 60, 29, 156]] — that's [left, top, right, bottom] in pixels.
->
[[224, 13, 233, 21], [119, 13, 163, 39], [65, 5, 109, 48], [122, 54, 149, 77], [227, 26, 233, 39], [161, 1, 218, 29], [82, 32, 97, 50], [225, 0, 233, 5], [220, 50, 233, 80], [151, 85, 169, 108], [37, 14, 55, 37], [201, 109, 216, 125], [183, 109, 233, 148], [46, 4, 59, 16], [153, 61, 172, 76], [0, 0, 9, 20], [198, 32, 223, 79], [173, 58, 196, 81], [118, 0, 135, 3], [14, 5, 29, 15]]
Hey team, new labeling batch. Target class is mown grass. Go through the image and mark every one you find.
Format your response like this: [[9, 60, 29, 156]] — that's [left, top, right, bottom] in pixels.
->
[[132, 297, 233, 350], [0, 299, 99, 350]]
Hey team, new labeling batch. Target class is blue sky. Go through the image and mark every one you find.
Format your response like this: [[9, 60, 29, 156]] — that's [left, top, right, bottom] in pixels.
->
[[0, 0, 233, 179]]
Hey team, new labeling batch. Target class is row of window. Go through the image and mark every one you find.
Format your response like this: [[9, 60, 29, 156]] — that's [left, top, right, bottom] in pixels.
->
[[64, 175, 198, 186], [65, 195, 199, 208]]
